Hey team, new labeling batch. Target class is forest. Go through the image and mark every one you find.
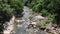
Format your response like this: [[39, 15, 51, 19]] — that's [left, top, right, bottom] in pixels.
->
[[0, 0, 60, 34]]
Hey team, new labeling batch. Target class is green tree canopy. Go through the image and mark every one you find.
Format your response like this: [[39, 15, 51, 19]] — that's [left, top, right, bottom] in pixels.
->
[[9, 0, 24, 17], [25, 0, 60, 24], [0, 0, 23, 34]]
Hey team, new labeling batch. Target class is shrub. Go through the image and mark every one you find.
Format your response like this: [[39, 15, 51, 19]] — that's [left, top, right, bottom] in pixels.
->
[[0, 0, 23, 33], [25, 0, 60, 24], [0, 2, 13, 34], [8, 0, 24, 17]]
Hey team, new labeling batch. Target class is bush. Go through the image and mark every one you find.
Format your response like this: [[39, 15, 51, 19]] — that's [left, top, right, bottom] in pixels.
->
[[8, 0, 24, 17], [0, 4, 14, 22], [0, 0, 24, 33], [25, 0, 60, 24], [0, 2, 13, 34]]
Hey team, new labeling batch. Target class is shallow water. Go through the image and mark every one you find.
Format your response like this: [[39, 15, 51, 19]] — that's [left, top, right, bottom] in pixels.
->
[[15, 6, 45, 34], [15, 6, 31, 34]]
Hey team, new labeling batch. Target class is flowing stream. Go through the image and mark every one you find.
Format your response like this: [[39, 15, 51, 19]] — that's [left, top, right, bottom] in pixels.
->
[[15, 6, 47, 34], [15, 6, 32, 34]]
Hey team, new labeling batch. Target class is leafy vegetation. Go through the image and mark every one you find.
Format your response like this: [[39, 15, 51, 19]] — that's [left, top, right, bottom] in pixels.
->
[[25, 0, 60, 24], [0, 0, 23, 34], [0, 0, 60, 33], [8, 0, 24, 17]]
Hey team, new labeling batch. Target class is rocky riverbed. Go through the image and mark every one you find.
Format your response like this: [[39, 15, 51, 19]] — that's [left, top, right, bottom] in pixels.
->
[[15, 6, 46, 34], [15, 6, 60, 34], [3, 6, 60, 34]]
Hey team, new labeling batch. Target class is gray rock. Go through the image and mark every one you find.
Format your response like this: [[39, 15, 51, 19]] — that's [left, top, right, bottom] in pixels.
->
[[34, 15, 45, 20], [40, 31, 47, 34]]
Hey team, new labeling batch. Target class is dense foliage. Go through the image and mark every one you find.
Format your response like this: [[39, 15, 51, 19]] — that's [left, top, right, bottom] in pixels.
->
[[9, 0, 24, 17], [25, 0, 60, 24], [0, 0, 23, 34]]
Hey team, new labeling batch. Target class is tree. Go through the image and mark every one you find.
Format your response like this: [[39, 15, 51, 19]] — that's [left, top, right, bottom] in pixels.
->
[[9, 0, 24, 17], [0, 1, 13, 34], [0, 0, 23, 34], [25, 0, 60, 24]]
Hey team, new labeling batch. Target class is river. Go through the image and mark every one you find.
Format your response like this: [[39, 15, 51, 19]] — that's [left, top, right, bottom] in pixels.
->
[[15, 6, 47, 34], [15, 6, 32, 34]]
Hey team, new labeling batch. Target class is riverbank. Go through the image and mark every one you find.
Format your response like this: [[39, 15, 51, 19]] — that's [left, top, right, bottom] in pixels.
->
[[3, 6, 60, 34]]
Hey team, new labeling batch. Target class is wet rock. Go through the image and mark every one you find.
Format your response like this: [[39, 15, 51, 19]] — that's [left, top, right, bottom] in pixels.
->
[[52, 24, 57, 28], [26, 27, 40, 34], [28, 24, 34, 29], [45, 29, 51, 33], [34, 15, 45, 20], [16, 20, 25, 23], [31, 22, 37, 25], [56, 28, 60, 34], [40, 31, 47, 34], [39, 27, 46, 31], [4, 16, 15, 34]]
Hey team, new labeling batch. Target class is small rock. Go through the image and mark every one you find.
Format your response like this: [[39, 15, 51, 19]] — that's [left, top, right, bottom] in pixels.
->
[[34, 15, 45, 20], [52, 24, 57, 28], [40, 31, 47, 34], [46, 29, 51, 32], [31, 22, 37, 25], [39, 28, 46, 31], [16, 20, 25, 23], [28, 24, 33, 28], [51, 27, 55, 30]]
